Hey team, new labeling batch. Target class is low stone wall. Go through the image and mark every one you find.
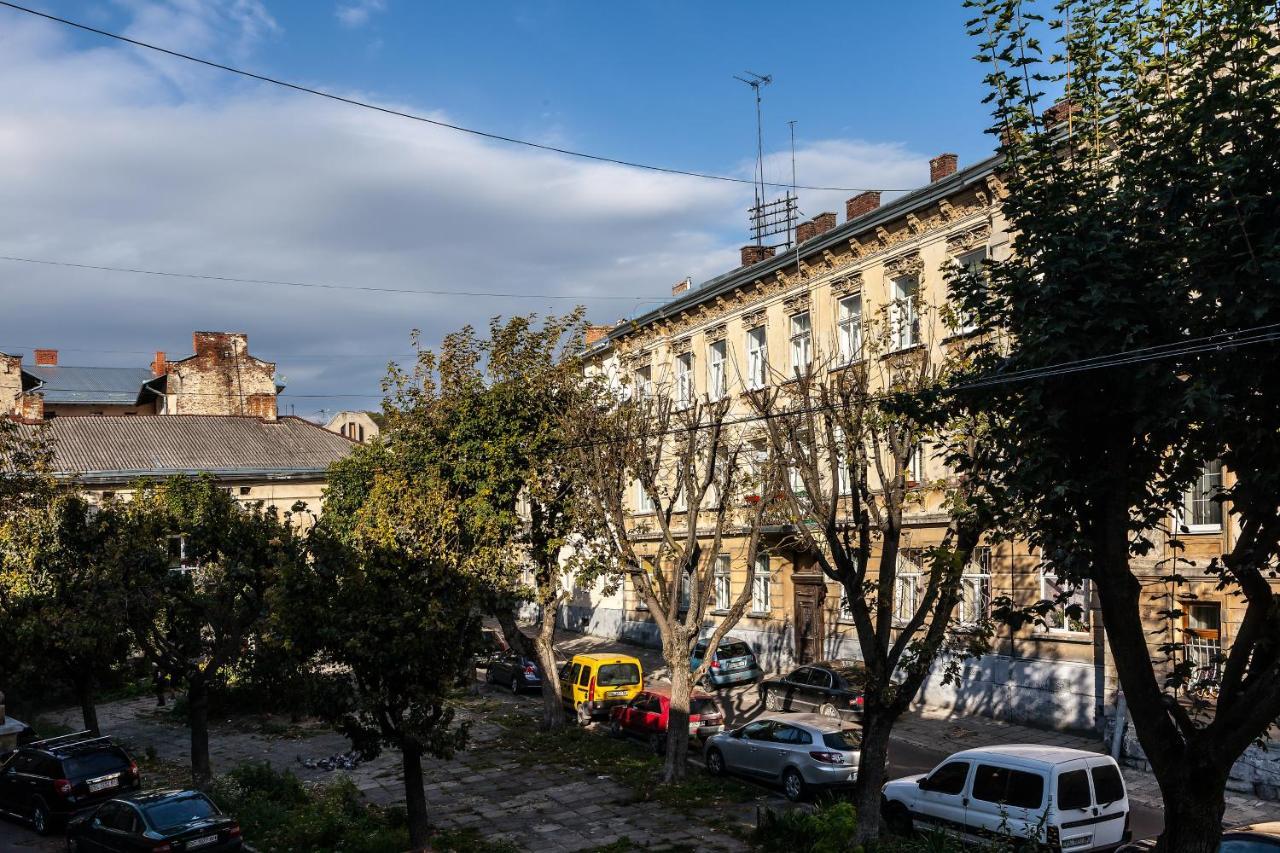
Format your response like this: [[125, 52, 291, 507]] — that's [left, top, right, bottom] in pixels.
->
[[1106, 715, 1280, 801]]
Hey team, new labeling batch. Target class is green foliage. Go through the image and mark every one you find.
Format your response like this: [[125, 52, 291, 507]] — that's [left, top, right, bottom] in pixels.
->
[[753, 803, 861, 853], [209, 762, 409, 853], [428, 828, 521, 853]]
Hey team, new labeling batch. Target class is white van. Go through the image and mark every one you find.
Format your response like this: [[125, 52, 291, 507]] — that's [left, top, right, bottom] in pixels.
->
[[882, 745, 1131, 851]]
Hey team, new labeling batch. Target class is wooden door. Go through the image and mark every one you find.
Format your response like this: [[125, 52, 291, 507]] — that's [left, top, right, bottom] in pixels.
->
[[794, 579, 826, 664]]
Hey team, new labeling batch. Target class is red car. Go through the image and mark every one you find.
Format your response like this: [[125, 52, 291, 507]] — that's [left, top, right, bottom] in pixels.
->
[[608, 684, 725, 753]]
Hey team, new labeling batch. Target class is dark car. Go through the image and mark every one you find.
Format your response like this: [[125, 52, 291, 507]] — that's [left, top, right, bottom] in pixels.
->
[[1118, 821, 1280, 852], [0, 732, 140, 835], [485, 649, 543, 693], [475, 627, 510, 668], [759, 660, 866, 721], [608, 685, 725, 753], [67, 789, 243, 852]]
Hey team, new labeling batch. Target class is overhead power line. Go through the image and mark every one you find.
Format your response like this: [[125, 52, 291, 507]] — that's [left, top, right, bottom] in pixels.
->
[[0, 255, 656, 302], [0, 1, 912, 195]]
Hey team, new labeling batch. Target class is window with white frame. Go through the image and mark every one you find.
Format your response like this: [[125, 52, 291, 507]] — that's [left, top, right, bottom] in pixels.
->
[[633, 558, 656, 610], [789, 311, 812, 376], [675, 352, 694, 408], [635, 479, 655, 513], [833, 427, 852, 495], [751, 554, 772, 613], [746, 326, 768, 390], [956, 547, 993, 625], [1181, 460, 1224, 532], [714, 554, 731, 611], [893, 549, 925, 623], [891, 276, 921, 350], [708, 339, 727, 400], [633, 365, 653, 400], [951, 250, 985, 334], [838, 584, 854, 620], [838, 294, 863, 363], [907, 443, 925, 485], [1040, 568, 1091, 632]]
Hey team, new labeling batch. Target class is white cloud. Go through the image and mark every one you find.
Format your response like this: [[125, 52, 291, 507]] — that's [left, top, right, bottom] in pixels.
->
[[0, 3, 929, 410], [335, 0, 386, 29]]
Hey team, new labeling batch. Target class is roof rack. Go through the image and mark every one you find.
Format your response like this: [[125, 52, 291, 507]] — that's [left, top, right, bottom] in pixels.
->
[[52, 735, 113, 752], [26, 730, 92, 747]]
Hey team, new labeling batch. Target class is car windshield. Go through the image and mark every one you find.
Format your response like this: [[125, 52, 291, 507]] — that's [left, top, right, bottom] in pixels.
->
[[690, 698, 719, 716], [597, 663, 640, 686], [64, 751, 129, 779], [717, 642, 752, 659], [143, 793, 218, 830], [822, 730, 862, 750]]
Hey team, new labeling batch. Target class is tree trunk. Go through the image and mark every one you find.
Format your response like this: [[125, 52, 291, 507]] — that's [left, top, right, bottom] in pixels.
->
[[852, 707, 893, 845], [75, 673, 99, 736], [1155, 759, 1230, 853], [663, 658, 694, 783], [187, 676, 212, 788], [495, 607, 536, 658], [534, 607, 565, 731], [402, 739, 431, 850]]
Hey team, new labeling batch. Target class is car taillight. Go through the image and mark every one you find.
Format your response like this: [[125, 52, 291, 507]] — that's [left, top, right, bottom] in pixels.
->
[[228, 824, 242, 838], [151, 843, 172, 853], [1047, 826, 1061, 845], [128, 760, 139, 779], [588, 677, 596, 703], [53, 778, 73, 796], [809, 751, 845, 764], [850, 696, 864, 706], [524, 664, 535, 674], [710, 659, 720, 669]]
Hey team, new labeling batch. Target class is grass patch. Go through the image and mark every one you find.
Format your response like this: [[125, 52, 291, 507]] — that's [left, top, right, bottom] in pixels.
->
[[489, 711, 761, 813], [428, 827, 520, 852]]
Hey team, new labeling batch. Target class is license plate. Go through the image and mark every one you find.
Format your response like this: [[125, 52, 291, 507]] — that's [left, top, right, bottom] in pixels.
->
[[88, 779, 117, 793], [187, 836, 218, 849], [727, 659, 746, 670], [607, 690, 626, 697]]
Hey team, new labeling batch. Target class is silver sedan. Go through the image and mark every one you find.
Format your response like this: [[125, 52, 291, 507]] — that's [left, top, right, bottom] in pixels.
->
[[703, 713, 862, 801]]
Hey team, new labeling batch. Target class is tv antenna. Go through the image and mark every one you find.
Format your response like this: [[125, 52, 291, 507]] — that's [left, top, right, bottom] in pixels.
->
[[735, 72, 797, 248], [735, 71, 773, 244]]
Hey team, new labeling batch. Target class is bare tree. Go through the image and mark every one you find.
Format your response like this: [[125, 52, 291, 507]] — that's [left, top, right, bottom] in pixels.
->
[[578, 380, 773, 783], [746, 301, 995, 843]]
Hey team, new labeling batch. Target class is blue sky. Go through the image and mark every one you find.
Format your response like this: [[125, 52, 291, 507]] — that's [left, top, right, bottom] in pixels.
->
[[0, 1, 1000, 414]]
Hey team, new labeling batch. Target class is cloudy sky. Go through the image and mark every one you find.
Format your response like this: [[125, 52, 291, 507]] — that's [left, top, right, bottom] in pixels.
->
[[0, 1, 993, 417]]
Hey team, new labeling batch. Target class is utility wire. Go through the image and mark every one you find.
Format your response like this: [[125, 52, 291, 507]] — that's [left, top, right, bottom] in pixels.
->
[[0, 1, 912, 194], [0, 255, 655, 302]]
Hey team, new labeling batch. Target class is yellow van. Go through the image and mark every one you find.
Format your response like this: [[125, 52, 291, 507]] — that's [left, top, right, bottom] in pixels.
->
[[559, 653, 644, 725]]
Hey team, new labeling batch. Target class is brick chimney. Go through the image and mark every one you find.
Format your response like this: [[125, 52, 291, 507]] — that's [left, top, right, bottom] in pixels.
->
[[740, 244, 776, 267], [1043, 98, 1081, 129], [930, 153, 959, 183], [812, 212, 837, 236], [846, 191, 881, 221], [796, 220, 817, 244], [150, 351, 167, 376], [585, 325, 611, 347], [672, 277, 691, 296], [34, 349, 58, 367]]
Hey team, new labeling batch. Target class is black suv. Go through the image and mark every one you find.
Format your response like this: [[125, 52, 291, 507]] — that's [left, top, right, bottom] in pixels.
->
[[0, 732, 140, 835]]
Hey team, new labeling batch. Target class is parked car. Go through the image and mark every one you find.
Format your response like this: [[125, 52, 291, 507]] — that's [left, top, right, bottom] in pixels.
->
[[691, 637, 763, 687], [559, 653, 644, 725], [881, 745, 1130, 851], [67, 789, 243, 852], [486, 649, 543, 693], [0, 732, 140, 836], [608, 684, 725, 752], [474, 627, 509, 668], [1118, 821, 1280, 851], [758, 660, 866, 721], [704, 714, 863, 801]]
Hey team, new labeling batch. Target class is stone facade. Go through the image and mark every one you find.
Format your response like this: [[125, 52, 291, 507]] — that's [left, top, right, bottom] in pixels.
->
[[163, 332, 279, 419]]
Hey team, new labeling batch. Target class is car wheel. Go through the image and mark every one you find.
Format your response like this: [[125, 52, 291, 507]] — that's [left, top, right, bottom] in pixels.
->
[[764, 689, 783, 711], [608, 719, 623, 738], [510, 676, 521, 694], [782, 768, 806, 802], [883, 799, 913, 837], [705, 747, 725, 776], [818, 702, 840, 720], [575, 703, 592, 726], [31, 799, 50, 836]]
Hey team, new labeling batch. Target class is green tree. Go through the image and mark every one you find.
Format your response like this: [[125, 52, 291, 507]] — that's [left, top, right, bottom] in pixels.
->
[[0, 492, 132, 734], [288, 441, 481, 849], [961, 3, 1280, 849], [119, 476, 305, 787]]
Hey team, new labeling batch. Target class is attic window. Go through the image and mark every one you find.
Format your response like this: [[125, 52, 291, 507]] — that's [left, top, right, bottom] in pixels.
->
[[239, 486, 251, 496]]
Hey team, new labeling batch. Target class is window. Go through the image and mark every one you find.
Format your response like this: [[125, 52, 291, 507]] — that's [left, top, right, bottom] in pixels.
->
[[714, 555, 731, 611], [956, 547, 993, 625], [785, 667, 812, 684], [707, 339, 727, 400], [838, 585, 854, 620], [746, 326, 768, 390], [633, 366, 653, 401], [833, 427, 852, 495], [679, 569, 691, 611], [774, 725, 812, 745], [578, 665, 592, 686], [838, 294, 862, 363], [597, 663, 640, 686], [972, 764, 1045, 810], [921, 761, 970, 795], [1090, 764, 1125, 805], [1181, 460, 1224, 532], [951, 250, 985, 334], [893, 572, 921, 624], [788, 459, 805, 495], [907, 443, 925, 485], [1058, 769, 1092, 810], [743, 720, 778, 741], [789, 311, 811, 375], [890, 276, 921, 350], [751, 554, 772, 614], [167, 535, 195, 571], [1041, 569, 1091, 632], [676, 352, 694, 408], [1184, 601, 1224, 685], [635, 480, 655, 514]]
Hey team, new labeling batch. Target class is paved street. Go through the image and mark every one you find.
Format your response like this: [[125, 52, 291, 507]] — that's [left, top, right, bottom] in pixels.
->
[[2, 628, 1274, 850]]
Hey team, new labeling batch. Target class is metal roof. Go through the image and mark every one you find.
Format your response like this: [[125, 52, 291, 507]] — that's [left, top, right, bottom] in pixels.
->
[[23, 415, 355, 483], [23, 365, 157, 405]]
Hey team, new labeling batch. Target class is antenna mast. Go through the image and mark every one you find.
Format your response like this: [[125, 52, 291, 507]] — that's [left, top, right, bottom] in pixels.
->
[[735, 71, 772, 245]]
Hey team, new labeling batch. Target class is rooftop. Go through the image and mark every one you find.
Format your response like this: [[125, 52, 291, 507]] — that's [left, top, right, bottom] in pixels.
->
[[23, 365, 158, 405], [950, 744, 1108, 766]]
